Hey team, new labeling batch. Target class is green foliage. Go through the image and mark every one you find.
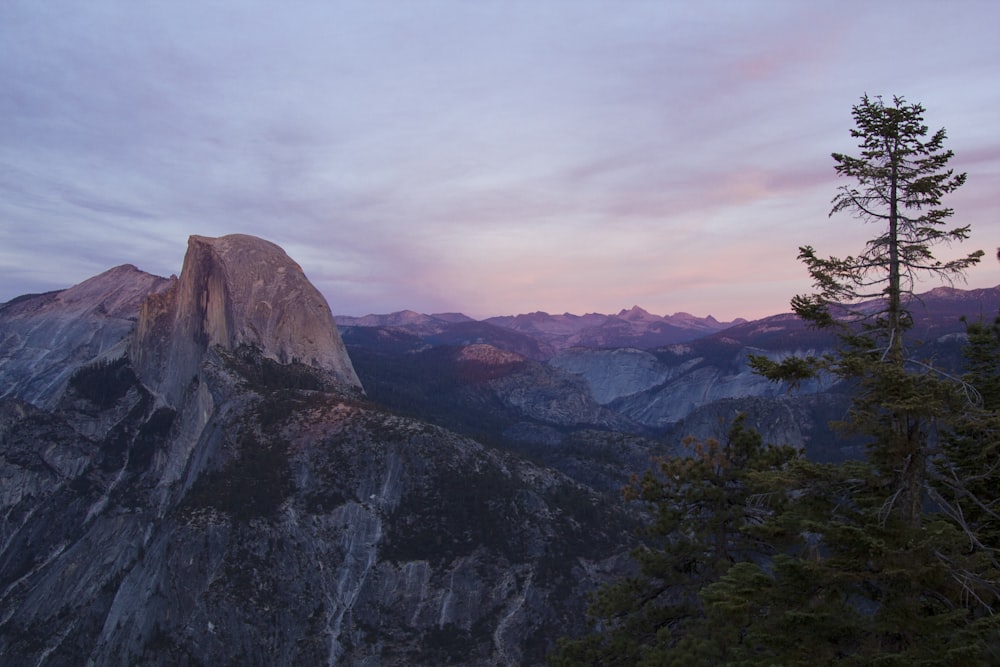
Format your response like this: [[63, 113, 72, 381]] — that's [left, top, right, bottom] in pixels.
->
[[777, 94, 982, 389], [549, 416, 798, 665], [933, 317, 1000, 594], [743, 95, 998, 664], [708, 457, 998, 666], [68, 356, 136, 406], [821, 94, 981, 320], [759, 94, 986, 531], [732, 95, 998, 664], [225, 343, 325, 391], [747, 353, 822, 390]]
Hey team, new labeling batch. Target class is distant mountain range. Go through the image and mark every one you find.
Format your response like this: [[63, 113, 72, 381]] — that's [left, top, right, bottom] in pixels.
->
[[336, 285, 1000, 360], [336, 285, 1000, 464], [336, 306, 744, 358]]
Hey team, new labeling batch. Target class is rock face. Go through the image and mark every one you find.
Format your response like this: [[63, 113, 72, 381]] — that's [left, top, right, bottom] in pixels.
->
[[554, 342, 831, 428], [0, 264, 173, 408], [130, 234, 362, 407], [549, 347, 674, 405], [0, 345, 631, 666]]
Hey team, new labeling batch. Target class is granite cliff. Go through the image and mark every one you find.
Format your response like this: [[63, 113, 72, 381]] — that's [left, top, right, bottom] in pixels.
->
[[130, 234, 361, 408]]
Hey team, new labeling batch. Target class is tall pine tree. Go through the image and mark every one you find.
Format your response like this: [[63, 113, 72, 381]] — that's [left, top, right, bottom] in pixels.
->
[[748, 94, 996, 663], [758, 94, 982, 529]]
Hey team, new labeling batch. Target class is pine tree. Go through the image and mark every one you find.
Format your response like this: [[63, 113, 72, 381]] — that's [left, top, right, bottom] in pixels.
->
[[932, 317, 1000, 607], [548, 416, 797, 666], [757, 93, 982, 528], [747, 95, 997, 663]]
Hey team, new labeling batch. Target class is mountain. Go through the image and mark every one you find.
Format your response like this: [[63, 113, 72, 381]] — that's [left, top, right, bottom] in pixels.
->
[[337, 311, 554, 361], [337, 306, 742, 359], [341, 287, 1000, 461], [129, 233, 362, 407], [479, 306, 742, 351], [0, 264, 173, 408], [482, 311, 612, 341], [0, 235, 637, 665], [334, 309, 453, 330]]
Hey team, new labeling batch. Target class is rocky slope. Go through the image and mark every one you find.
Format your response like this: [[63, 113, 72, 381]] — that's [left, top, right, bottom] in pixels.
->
[[342, 336, 660, 493], [0, 352, 633, 665], [0, 264, 172, 408], [552, 328, 832, 428], [0, 234, 636, 666]]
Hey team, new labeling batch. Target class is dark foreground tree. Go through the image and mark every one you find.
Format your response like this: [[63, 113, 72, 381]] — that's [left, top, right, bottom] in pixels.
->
[[757, 93, 982, 528], [748, 94, 997, 663], [548, 416, 797, 665], [933, 317, 1000, 600]]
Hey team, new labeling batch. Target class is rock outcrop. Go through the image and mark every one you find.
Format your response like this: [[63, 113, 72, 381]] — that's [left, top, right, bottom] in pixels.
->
[[549, 347, 674, 405], [0, 264, 172, 408], [130, 234, 362, 407]]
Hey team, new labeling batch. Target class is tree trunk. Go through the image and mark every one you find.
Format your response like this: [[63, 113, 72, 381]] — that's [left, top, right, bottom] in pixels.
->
[[887, 145, 903, 365]]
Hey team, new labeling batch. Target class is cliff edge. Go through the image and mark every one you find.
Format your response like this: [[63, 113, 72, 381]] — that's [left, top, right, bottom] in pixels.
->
[[130, 234, 362, 406]]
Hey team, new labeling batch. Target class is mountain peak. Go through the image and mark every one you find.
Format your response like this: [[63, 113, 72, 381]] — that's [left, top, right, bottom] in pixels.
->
[[616, 305, 657, 322], [130, 234, 361, 406], [429, 312, 475, 324], [0, 265, 172, 407]]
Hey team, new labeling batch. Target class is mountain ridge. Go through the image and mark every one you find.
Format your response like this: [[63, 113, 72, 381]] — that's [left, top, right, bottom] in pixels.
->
[[0, 264, 174, 408], [337, 306, 742, 331], [337, 307, 745, 356]]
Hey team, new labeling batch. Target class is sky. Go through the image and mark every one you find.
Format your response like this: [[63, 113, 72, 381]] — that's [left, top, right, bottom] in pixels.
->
[[2, 1, 999, 321]]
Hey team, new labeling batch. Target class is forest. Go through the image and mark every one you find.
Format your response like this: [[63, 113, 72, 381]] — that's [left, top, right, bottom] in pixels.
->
[[549, 95, 1000, 665]]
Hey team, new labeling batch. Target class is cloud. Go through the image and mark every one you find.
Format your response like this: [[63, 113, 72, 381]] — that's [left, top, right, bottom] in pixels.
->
[[1, 1, 998, 320]]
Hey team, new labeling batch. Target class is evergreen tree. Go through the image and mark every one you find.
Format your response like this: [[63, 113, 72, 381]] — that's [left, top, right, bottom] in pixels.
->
[[548, 416, 797, 666], [747, 94, 997, 663], [932, 317, 1000, 605], [756, 93, 982, 529]]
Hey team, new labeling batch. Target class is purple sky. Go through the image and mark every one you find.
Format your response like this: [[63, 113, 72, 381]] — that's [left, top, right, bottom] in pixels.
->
[[2, 2, 999, 320]]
